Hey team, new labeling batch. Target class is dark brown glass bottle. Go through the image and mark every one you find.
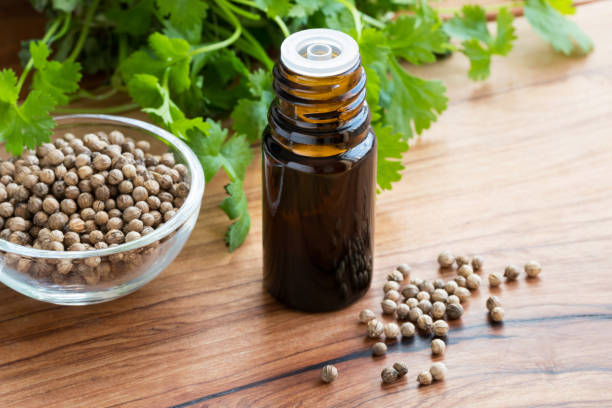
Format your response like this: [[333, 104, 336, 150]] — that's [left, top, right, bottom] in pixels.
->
[[262, 29, 376, 312]]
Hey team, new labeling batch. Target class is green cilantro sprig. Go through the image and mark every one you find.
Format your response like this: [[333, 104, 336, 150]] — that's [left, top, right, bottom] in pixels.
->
[[0, 0, 595, 251]]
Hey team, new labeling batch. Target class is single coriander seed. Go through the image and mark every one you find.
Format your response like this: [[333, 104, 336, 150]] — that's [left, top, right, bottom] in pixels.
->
[[430, 362, 447, 381], [431, 301, 446, 320], [408, 307, 423, 323], [372, 342, 387, 356], [396, 303, 410, 320], [367, 319, 384, 338], [490, 306, 505, 322], [456, 255, 470, 268], [359, 309, 376, 323], [432, 320, 449, 337], [488, 272, 503, 287], [396, 263, 411, 279], [418, 299, 432, 314], [472, 255, 484, 270], [455, 275, 467, 287], [416, 291, 430, 302], [417, 314, 433, 333], [433, 278, 445, 289], [405, 298, 419, 308], [457, 264, 474, 278], [504, 265, 521, 280], [384, 323, 400, 339], [321, 365, 338, 383], [417, 370, 433, 386], [486, 295, 502, 311], [447, 295, 460, 305], [400, 322, 416, 337], [437, 250, 455, 268], [431, 288, 449, 303], [381, 299, 397, 315], [466, 273, 481, 290], [525, 260, 542, 278], [383, 281, 400, 293], [401, 284, 419, 299], [445, 280, 458, 294], [387, 270, 404, 282], [381, 367, 399, 384], [418, 280, 435, 294], [455, 287, 471, 302], [393, 362, 408, 377], [446, 303, 464, 320], [384, 289, 401, 303], [431, 338, 446, 355]]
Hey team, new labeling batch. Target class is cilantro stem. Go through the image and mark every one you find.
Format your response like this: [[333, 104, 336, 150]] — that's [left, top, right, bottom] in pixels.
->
[[274, 16, 291, 38], [229, 0, 257, 6], [69, 87, 118, 102], [226, 2, 261, 20], [68, 0, 100, 61], [190, 0, 242, 56], [54, 102, 139, 115], [335, 0, 363, 38], [15, 16, 63, 95], [360, 13, 386, 29], [50, 13, 72, 43]]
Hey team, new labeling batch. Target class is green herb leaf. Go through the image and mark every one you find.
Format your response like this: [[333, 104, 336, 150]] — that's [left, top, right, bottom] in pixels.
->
[[386, 15, 449, 65], [148, 33, 192, 93], [524, 0, 592, 55], [254, 0, 293, 18], [52, 0, 79, 12], [231, 68, 273, 141], [31, 41, 82, 105], [375, 124, 409, 192], [219, 181, 251, 252], [156, 0, 208, 29]]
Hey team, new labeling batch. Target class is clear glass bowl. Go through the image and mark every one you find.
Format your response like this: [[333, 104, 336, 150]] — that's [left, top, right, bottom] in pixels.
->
[[0, 114, 204, 305]]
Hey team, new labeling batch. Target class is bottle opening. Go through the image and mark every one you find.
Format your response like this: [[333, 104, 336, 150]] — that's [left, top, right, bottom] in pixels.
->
[[280, 29, 359, 77]]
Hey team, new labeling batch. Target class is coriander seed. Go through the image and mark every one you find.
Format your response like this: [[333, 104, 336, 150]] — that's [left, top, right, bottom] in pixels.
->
[[472, 255, 484, 270], [396, 303, 410, 320], [486, 295, 502, 311], [431, 339, 446, 355], [433, 278, 445, 289], [405, 298, 419, 308], [454, 287, 471, 302], [384, 322, 400, 339], [490, 306, 505, 322], [525, 260, 541, 278], [504, 265, 521, 280], [418, 299, 432, 314], [416, 291, 430, 301], [408, 307, 423, 323], [367, 319, 384, 338], [372, 342, 387, 356], [446, 302, 463, 320], [400, 322, 415, 337], [393, 362, 408, 377], [387, 270, 404, 282], [488, 272, 503, 287], [455, 275, 467, 287], [431, 288, 449, 303], [396, 263, 411, 279], [432, 320, 449, 337], [359, 309, 376, 323], [445, 280, 458, 294], [447, 294, 460, 305], [466, 273, 481, 290], [381, 367, 399, 384], [418, 280, 435, 294], [431, 301, 446, 320], [416, 314, 433, 332], [401, 284, 419, 299], [321, 365, 338, 383], [456, 255, 470, 268], [384, 289, 401, 303], [383, 281, 400, 293], [457, 264, 474, 278], [430, 362, 447, 381], [381, 299, 397, 315], [417, 370, 432, 386], [437, 250, 455, 268]]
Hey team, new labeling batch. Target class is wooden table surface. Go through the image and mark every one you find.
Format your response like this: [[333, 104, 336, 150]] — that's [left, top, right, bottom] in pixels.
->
[[2, 2, 612, 407]]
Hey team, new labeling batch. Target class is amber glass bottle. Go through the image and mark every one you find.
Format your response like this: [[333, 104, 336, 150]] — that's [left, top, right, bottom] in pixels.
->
[[262, 29, 376, 312]]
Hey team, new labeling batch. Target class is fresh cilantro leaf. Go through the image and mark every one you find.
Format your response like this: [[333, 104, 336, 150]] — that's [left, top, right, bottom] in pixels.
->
[[524, 0, 592, 55], [231, 69, 274, 141], [444, 6, 516, 80], [385, 57, 447, 139], [289, 0, 326, 18], [375, 124, 409, 192], [120, 50, 167, 82], [156, 0, 208, 29], [30, 41, 82, 105], [0, 70, 19, 104], [163, 20, 203, 44], [106, 0, 156, 37], [219, 181, 251, 252], [148, 33, 192, 93], [254, 0, 293, 17], [364, 66, 381, 122], [52, 0, 78, 12], [386, 15, 449, 65], [357, 28, 390, 65]]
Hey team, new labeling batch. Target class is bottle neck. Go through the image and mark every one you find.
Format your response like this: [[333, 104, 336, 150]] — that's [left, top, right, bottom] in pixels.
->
[[269, 61, 370, 157]]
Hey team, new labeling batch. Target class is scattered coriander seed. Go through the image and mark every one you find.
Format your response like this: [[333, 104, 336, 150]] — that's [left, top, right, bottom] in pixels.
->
[[384, 289, 401, 303], [372, 342, 387, 356], [446, 302, 464, 320], [418, 280, 435, 294], [445, 280, 458, 294], [433, 278, 445, 289], [417, 370, 433, 386], [381, 299, 397, 315], [455, 275, 467, 287], [431, 338, 446, 355], [490, 306, 505, 322], [367, 319, 384, 338], [504, 265, 521, 280], [455, 287, 471, 302], [393, 362, 408, 377], [431, 288, 449, 303], [387, 270, 404, 282], [384, 323, 400, 339], [396, 303, 410, 320], [405, 298, 419, 308], [486, 295, 502, 311], [525, 260, 542, 278], [437, 250, 455, 268], [401, 284, 419, 299], [408, 307, 423, 322], [383, 281, 400, 293], [410, 278, 423, 287], [466, 273, 481, 290], [416, 291, 430, 301], [381, 367, 399, 384], [400, 322, 416, 337], [416, 314, 433, 332], [418, 299, 432, 314], [431, 301, 446, 320], [472, 255, 484, 270], [396, 263, 411, 279], [457, 264, 474, 278], [359, 309, 376, 323], [430, 362, 447, 381], [488, 272, 503, 287], [447, 294, 460, 305], [321, 365, 338, 383], [456, 255, 470, 268], [432, 320, 449, 337]]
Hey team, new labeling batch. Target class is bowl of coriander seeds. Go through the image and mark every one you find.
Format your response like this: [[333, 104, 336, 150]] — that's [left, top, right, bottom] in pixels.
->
[[0, 114, 204, 305]]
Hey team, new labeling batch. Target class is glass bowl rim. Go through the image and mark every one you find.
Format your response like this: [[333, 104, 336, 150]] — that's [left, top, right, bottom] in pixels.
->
[[0, 114, 205, 259]]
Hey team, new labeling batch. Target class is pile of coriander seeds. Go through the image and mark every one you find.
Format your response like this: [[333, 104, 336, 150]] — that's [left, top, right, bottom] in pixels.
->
[[0, 130, 190, 286]]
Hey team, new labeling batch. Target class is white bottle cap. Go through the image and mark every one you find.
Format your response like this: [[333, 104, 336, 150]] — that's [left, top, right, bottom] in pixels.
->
[[280, 29, 360, 77]]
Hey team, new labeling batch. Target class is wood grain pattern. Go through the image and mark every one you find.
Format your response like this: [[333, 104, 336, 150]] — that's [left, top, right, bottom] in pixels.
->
[[2, 2, 612, 407]]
